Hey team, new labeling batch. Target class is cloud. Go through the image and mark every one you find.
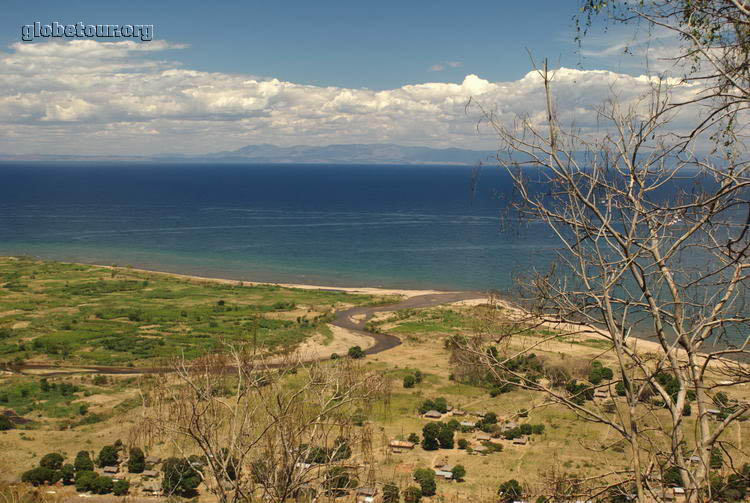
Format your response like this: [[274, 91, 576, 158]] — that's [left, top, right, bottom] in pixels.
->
[[0, 40, 710, 155], [428, 61, 463, 72]]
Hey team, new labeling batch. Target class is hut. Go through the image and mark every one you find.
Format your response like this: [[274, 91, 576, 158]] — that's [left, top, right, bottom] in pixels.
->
[[452, 409, 466, 417], [475, 432, 491, 442], [673, 487, 686, 503], [423, 410, 443, 419], [356, 487, 378, 503], [503, 422, 519, 431], [594, 390, 609, 399], [460, 421, 476, 429], [472, 445, 489, 455], [145, 455, 162, 465], [142, 469, 159, 478], [389, 440, 415, 453], [142, 481, 161, 496], [102, 466, 119, 474], [435, 470, 453, 480], [513, 436, 528, 445]]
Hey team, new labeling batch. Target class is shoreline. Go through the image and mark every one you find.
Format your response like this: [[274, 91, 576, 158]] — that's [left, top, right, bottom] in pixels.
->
[[4, 256, 747, 369]]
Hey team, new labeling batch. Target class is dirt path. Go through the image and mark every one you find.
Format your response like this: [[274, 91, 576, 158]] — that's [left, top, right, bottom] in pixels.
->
[[7, 291, 485, 376]]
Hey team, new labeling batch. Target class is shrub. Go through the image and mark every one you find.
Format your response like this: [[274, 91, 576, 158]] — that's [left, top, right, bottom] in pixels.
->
[[323, 466, 357, 495], [413, 468, 436, 496], [74, 451, 94, 472], [128, 447, 145, 473], [75, 470, 98, 492], [414, 370, 424, 383], [113, 479, 130, 496], [421, 423, 440, 450], [458, 438, 469, 449], [92, 475, 114, 494], [60, 464, 75, 485], [97, 445, 118, 467], [21, 467, 55, 486], [683, 403, 692, 416], [437, 424, 454, 449], [383, 483, 400, 503], [407, 432, 420, 444], [162, 457, 202, 497], [498, 479, 524, 503], [330, 353, 339, 360], [403, 375, 416, 388], [40, 452, 64, 470], [348, 346, 365, 359], [452, 465, 466, 481], [404, 486, 422, 503], [0, 415, 12, 431]]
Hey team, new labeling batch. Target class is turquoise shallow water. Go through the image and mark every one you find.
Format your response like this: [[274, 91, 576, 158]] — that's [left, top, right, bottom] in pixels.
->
[[0, 163, 559, 291]]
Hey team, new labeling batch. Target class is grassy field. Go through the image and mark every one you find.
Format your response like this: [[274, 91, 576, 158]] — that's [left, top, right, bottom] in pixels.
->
[[3, 259, 750, 502], [0, 256, 390, 366]]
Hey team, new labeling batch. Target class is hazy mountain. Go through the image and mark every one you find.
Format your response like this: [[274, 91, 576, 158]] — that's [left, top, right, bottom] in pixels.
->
[[0, 143, 498, 165], [204, 143, 497, 165]]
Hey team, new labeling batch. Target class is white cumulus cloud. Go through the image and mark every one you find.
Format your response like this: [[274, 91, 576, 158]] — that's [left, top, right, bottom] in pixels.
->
[[0, 40, 708, 155]]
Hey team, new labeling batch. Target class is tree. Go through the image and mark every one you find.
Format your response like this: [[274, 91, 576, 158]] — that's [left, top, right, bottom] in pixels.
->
[[383, 484, 400, 503], [74, 451, 94, 472], [414, 469, 436, 496], [458, 438, 469, 449], [60, 464, 75, 485], [348, 345, 365, 359], [128, 447, 145, 473], [421, 423, 440, 451], [113, 479, 130, 496], [437, 424, 454, 449], [21, 467, 54, 486], [323, 466, 357, 495], [97, 445, 118, 467], [140, 344, 385, 503], [75, 470, 98, 492], [404, 486, 422, 503], [464, 18, 750, 498], [452, 465, 466, 482], [0, 415, 12, 431], [407, 432, 420, 444], [162, 457, 202, 498], [92, 475, 114, 495], [403, 375, 416, 388], [498, 479, 523, 503], [40, 452, 64, 470]]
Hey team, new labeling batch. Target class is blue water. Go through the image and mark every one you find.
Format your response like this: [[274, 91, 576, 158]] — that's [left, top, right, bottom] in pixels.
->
[[0, 163, 563, 291]]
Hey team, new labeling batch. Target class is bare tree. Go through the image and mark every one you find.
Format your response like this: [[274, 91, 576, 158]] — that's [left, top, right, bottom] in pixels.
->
[[577, 0, 750, 147], [462, 57, 750, 503], [137, 344, 387, 503]]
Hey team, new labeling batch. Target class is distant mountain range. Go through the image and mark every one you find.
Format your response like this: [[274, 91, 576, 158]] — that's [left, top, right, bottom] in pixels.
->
[[0, 143, 498, 165]]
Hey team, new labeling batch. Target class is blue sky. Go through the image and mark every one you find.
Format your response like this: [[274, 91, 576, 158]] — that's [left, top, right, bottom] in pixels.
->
[[3, 1, 605, 90], [0, 1, 689, 155]]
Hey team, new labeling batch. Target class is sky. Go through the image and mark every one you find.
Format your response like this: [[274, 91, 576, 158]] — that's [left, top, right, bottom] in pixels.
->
[[0, 1, 695, 156]]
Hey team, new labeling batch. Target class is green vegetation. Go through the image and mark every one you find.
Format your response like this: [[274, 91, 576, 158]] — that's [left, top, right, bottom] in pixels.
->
[[413, 469, 436, 496], [498, 479, 524, 503], [383, 483, 400, 503], [162, 457, 202, 497], [128, 446, 145, 473], [348, 345, 365, 359], [0, 257, 387, 366], [404, 486, 422, 503]]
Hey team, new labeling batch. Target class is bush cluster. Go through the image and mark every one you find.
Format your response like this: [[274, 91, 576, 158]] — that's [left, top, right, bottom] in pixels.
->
[[403, 370, 424, 388], [418, 397, 448, 414]]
